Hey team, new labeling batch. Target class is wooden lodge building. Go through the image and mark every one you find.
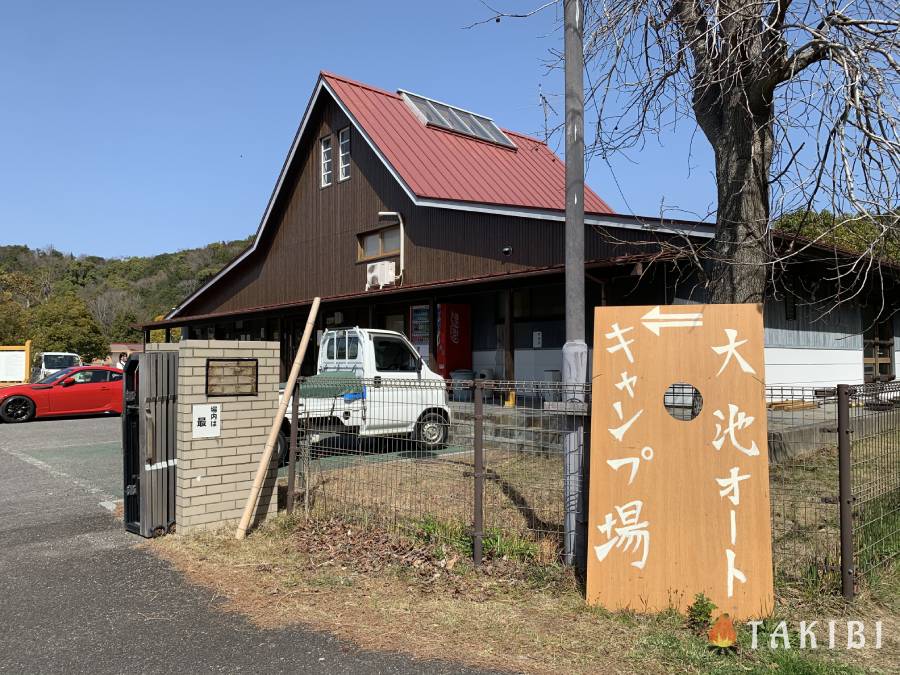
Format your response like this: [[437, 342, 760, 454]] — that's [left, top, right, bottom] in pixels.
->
[[146, 72, 899, 388]]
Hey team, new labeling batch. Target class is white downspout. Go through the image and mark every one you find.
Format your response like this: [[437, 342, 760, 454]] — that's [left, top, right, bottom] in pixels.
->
[[398, 213, 405, 285], [378, 211, 404, 285]]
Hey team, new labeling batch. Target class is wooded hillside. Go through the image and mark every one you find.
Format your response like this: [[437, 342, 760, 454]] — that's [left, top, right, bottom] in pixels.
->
[[0, 237, 252, 360]]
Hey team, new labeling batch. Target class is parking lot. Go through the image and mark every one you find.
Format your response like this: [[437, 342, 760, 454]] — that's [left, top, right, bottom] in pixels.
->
[[0, 415, 483, 674]]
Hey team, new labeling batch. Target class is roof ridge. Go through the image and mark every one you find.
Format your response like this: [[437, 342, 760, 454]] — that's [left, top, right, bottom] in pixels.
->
[[320, 71, 400, 100], [502, 128, 547, 145]]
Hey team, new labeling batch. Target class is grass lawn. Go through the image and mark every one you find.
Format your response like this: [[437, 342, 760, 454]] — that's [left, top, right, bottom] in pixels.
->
[[152, 415, 898, 672], [151, 514, 898, 674]]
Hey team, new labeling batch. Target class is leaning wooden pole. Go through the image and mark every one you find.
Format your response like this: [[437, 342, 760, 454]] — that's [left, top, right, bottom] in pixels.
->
[[235, 297, 320, 539]]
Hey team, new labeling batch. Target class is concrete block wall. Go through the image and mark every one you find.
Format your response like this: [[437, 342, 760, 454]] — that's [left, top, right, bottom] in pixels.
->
[[148, 339, 281, 534]]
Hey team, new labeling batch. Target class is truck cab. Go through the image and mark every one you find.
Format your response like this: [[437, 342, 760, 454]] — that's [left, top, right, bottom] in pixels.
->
[[281, 328, 451, 457]]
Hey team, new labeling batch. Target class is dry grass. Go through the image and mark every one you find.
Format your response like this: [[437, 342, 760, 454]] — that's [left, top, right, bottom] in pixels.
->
[[303, 446, 564, 557], [150, 515, 898, 675], [769, 446, 843, 587]]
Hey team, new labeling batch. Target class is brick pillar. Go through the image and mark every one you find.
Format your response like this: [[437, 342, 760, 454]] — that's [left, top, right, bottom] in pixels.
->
[[168, 339, 281, 534]]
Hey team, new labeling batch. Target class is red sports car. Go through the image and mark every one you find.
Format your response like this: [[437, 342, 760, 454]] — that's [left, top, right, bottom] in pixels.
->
[[0, 366, 124, 423]]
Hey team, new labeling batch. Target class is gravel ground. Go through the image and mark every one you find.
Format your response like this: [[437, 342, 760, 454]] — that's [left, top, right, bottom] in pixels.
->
[[0, 415, 489, 674]]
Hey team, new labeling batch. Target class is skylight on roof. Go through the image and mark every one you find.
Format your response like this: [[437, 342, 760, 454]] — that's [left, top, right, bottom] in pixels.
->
[[399, 90, 516, 149]]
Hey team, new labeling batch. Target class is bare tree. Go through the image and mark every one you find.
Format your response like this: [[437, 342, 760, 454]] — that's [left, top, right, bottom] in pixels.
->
[[86, 288, 132, 336], [474, 0, 899, 304]]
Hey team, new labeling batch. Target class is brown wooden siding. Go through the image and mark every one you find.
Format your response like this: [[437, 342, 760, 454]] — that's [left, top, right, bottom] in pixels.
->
[[180, 92, 669, 318]]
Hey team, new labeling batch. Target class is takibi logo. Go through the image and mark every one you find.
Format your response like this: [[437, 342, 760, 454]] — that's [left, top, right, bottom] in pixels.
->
[[707, 614, 737, 649], [707, 617, 885, 651], [748, 620, 884, 650]]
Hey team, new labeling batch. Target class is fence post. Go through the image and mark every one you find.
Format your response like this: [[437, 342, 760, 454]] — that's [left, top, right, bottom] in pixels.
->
[[286, 380, 299, 514], [837, 383, 855, 600], [472, 380, 484, 568]]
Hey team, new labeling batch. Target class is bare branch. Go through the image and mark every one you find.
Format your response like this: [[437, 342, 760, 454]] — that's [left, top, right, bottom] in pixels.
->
[[463, 0, 560, 29]]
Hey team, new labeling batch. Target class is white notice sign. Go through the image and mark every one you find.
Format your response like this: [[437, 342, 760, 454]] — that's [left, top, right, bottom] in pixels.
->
[[192, 403, 222, 439], [0, 350, 26, 382]]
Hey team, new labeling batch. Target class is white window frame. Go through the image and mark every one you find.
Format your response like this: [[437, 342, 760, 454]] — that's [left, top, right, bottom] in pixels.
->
[[338, 127, 351, 181], [320, 136, 333, 187]]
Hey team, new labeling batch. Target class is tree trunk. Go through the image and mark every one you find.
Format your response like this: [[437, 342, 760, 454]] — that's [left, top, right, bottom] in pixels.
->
[[705, 103, 774, 304]]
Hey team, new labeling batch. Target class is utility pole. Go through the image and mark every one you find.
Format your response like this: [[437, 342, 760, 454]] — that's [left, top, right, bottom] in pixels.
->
[[562, 0, 587, 568]]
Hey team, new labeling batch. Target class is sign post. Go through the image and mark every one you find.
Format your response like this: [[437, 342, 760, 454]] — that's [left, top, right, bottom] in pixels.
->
[[587, 304, 773, 619]]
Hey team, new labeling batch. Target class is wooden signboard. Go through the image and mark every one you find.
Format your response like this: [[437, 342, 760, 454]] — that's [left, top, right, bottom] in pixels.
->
[[587, 304, 773, 619]]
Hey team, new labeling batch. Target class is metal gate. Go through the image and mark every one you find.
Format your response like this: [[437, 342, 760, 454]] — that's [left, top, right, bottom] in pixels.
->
[[122, 350, 178, 537]]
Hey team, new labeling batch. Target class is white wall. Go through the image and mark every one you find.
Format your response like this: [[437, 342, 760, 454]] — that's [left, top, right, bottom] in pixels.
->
[[473, 345, 867, 387], [514, 349, 564, 381], [764, 346, 863, 387], [472, 348, 567, 381], [472, 349, 503, 378]]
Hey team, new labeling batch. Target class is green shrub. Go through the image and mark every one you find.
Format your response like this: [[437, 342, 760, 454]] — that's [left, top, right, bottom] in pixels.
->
[[686, 592, 716, 633]]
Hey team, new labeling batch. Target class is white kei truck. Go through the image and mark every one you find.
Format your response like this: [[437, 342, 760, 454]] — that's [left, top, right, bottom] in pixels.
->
[[277, 328, 451, 462], [32, 352, 83, 382]]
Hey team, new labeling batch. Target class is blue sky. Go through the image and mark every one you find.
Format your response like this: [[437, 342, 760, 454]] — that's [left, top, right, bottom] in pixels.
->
[[0, 1, 715, 258]]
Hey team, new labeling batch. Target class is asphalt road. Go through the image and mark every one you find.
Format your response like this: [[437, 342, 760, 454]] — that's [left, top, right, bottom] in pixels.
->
[[0, 415, 487, 674]]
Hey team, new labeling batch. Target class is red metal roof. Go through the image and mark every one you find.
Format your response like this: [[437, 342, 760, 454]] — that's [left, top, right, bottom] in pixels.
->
[[323, 72, 613, 215]]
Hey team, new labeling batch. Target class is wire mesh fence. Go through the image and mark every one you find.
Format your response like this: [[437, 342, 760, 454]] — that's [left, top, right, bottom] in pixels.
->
[[281, 376, 899, 593], [285, 377, 585, 563], [289, 376, 471, 543], [848, 382, 900, 579], [767, 386, 844, 589]]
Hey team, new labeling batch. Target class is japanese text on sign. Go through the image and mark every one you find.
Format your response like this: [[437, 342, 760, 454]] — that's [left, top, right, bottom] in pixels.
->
[[192, 403, 222, 439]]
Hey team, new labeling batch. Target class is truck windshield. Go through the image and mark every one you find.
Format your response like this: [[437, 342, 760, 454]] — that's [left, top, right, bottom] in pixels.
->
[[43, 354, 79, 369], [38, 367, 77, 384]]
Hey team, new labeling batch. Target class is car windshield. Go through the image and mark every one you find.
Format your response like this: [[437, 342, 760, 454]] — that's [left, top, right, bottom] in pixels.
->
[[38, 367, 77, 384], [43, 354, 79, 369]]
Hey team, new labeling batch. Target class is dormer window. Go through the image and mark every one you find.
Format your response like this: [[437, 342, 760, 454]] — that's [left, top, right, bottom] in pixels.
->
[[320, 136, 333, 187], [338, 127, 351, 181]]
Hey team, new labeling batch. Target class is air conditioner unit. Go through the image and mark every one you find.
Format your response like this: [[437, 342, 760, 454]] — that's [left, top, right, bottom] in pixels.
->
[[365, 260, 396, 291]]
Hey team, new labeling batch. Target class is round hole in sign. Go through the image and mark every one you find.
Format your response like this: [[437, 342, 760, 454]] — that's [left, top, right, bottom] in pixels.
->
[[664, 382, 703, 421]]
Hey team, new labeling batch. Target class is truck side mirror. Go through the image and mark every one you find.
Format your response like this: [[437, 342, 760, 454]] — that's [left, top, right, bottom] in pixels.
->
[[416, 357, 423, 374]]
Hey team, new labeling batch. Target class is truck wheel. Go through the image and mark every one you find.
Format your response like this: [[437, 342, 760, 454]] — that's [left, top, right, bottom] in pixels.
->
[[0, 396, 36, 423], [276, 429, 288, 466], [415, 412, 448, 449], [276, 426, 306, 466]]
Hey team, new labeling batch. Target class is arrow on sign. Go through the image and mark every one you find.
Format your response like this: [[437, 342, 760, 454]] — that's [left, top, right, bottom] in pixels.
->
[[641, 305, 704, 335]]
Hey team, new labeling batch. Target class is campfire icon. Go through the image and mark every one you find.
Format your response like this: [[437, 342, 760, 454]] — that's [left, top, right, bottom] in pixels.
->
[[708, 614, 738, 649]]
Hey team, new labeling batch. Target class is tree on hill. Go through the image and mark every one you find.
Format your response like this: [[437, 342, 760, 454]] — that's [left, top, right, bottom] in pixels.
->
[[775, 210, 900, 264], [0, 271, 40, 308], [28, 294, 108, 362], [108, 310, 142, 343], [0, 294, 26, 345], [0, 236, 253, 334]]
